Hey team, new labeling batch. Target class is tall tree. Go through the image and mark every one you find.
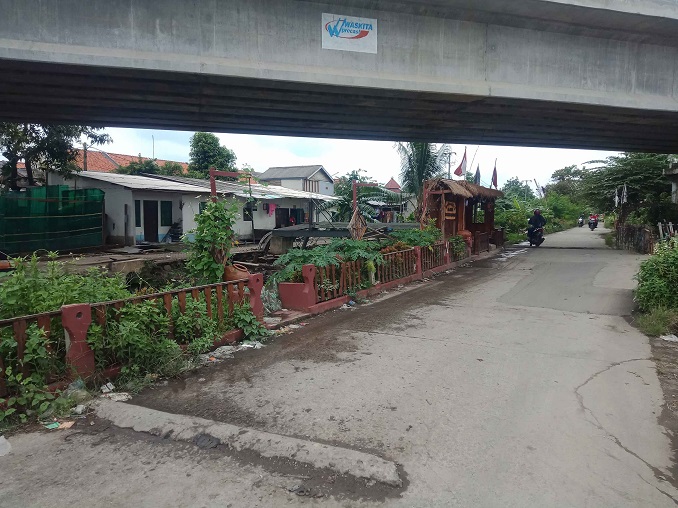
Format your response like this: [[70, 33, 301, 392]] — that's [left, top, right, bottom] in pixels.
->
[[501, 177, 535, 201], [546, 164, 584, 198], [0, 123, 110, 190], [188, 132, 236, 177], [396, 142, 450, 217], [318, 169, 400, 222], [117, 158, 160, 175], [580, 152, 674, 223]]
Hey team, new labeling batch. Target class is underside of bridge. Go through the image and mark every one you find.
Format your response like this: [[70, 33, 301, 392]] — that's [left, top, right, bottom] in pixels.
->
[[2, 58, 677, 152]]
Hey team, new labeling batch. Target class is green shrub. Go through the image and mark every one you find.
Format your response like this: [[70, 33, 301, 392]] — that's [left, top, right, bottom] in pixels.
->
[[0, 253, 129, 318], [635, 239, 678, 311], [388, 221, 441, 247], [184, 199, 239, 284], [270, 238, 383, 285]]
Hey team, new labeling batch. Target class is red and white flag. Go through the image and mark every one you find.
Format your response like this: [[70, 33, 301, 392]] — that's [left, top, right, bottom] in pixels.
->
[[454, 147, 467, 177], [491, 159, 498, 189]]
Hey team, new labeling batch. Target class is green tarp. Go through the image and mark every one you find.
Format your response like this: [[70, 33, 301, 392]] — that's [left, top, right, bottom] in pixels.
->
[[0, 185, 104, 255]]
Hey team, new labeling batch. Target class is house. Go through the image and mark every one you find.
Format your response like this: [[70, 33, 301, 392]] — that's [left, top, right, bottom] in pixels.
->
[[258, 165, 334, 195], [148, 174, 337, 241], [1, 149, 189, 189], [384, 177, 402, 193], [48, 171, 337, 246], [48, 171, 209, 245]]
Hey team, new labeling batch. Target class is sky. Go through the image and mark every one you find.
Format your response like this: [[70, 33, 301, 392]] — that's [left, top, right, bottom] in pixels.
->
[[102, 127, 617, 191]]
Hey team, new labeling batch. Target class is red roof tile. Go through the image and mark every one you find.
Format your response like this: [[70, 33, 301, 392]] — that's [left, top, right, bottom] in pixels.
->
[[17, 149, 189, 173], [384, 177, 401, 191]]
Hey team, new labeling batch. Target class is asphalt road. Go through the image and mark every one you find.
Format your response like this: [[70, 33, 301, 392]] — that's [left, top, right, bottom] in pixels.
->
[[3, 227, 676, 507]]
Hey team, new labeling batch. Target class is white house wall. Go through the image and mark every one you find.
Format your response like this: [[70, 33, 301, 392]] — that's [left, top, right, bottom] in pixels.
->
[[182, 196, 316, 242]]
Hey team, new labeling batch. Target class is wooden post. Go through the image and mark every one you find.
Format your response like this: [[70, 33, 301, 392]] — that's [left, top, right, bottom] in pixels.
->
[[440, 192, 446, 239]]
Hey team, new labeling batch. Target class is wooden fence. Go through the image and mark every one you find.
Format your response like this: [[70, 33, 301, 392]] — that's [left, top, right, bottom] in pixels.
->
[[377, 248, 417, 284], [0, 276, 263, 398], [421, 242, 446, 272], [616, 224, 655, 254], [474, 231, 490, 254], [316, 261, 363, 302]]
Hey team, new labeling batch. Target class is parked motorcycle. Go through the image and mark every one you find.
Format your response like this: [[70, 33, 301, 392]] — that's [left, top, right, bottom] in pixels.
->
[[528, 226, 545, 247], [578, 217, 584, 227]]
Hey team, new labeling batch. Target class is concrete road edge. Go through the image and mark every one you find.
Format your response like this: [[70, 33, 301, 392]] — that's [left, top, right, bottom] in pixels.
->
[[95, 399, 402, 487]]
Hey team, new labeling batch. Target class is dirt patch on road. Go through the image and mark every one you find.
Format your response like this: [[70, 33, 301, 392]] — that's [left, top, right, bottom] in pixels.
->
[[649, 335, 678, 485]]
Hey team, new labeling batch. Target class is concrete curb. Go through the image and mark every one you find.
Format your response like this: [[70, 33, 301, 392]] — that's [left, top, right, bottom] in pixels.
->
[[95, 399, 402, 487]]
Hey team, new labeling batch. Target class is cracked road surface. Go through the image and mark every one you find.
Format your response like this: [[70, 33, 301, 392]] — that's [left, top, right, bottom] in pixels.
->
[[2, 227, 676, 506]]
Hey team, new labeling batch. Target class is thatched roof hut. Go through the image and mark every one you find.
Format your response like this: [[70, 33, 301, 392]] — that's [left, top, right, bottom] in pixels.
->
[[427, 178, 504, 200]]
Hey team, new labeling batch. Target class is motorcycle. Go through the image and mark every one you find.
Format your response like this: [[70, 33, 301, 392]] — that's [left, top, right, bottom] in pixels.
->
[[528, 226, 545, 247], [589, 219, 598, 231], [578, 217, 584, 227]]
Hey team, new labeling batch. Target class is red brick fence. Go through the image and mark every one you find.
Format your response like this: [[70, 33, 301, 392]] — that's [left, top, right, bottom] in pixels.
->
[[0, 274, 264, 398]]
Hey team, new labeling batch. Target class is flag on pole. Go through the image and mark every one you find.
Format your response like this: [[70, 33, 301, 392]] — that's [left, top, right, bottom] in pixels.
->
[[614, 188, 620, 208], [474, 165, 481, 185], [622, 184, 628, 204], [491, 160, 498, 189], [454, 147, 467, 177]]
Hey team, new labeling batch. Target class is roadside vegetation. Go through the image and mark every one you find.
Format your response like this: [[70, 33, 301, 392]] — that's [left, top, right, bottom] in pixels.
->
[[0, 196, 266, 425], [269, 222, 461, 288], [634, 238, 678, 337]]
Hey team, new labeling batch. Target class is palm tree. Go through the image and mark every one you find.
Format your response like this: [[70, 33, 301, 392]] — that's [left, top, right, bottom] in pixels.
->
[[396, 142, 451, 218], [317, 173, 402, 223]]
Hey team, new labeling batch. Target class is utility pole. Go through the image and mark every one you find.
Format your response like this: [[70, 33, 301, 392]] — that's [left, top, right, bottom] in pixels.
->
[[521, 180, 531, 201], [83, 143, 88, 171]]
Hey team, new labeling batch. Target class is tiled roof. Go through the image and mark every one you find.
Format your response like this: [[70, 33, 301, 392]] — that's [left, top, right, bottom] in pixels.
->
[[16, 149, 189, 173], [384, 177, 401, 191]]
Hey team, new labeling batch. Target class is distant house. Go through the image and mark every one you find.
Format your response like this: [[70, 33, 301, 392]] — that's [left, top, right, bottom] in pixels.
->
[[1, 149, 189, 189], [384, 177, 402, 193], [48, 171, 337, 245], [259, 165, 334, 196]]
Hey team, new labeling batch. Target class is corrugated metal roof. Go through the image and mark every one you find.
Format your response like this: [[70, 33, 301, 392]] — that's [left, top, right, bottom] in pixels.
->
[[259, 165, 332, 182], [70, 171, 210, 193], [146, 174, 338, 202]]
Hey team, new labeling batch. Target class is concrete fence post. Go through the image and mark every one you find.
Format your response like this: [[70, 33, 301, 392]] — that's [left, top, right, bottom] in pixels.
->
[[61, 303, 96, 379], [444, 241, 451, 265], [247, 273, 265, 321], [414, 246, 422, 277]]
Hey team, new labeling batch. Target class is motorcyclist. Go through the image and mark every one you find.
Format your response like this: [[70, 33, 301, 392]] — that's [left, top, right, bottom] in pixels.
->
[[527, 209, 546, 243]]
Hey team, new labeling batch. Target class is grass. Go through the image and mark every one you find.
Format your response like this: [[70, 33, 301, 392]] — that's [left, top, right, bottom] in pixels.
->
[[506, 233, 525, 245], [636, 308, 678, 337], [604, 232, 615, 248]]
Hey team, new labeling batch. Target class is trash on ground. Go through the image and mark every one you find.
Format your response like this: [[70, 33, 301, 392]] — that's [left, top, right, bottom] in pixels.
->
[[0, 436, 11, 457], [239, 341, 264, 350], [43, 422, 60, 430], [661, 334, 678, 342], [72, 404, 88, 415], [58, 421, 75, 430], [100, 382, 115, 393], [299, 322, 309, 326], [64, 379, 91, 403], [288, 324, 301, 329], [102, 392, 132, 402], [348, 300, 356, 306]]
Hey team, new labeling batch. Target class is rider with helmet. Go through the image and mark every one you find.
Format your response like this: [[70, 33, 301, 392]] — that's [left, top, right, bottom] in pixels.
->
[[528, 209, 547, 243]]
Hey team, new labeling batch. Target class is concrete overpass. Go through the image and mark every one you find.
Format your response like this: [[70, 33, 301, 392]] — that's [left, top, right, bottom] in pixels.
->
[[2, 0, 678, 150]]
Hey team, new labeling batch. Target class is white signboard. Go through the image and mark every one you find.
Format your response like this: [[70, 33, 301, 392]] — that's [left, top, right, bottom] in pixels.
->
[[322, 13, 378, 54]]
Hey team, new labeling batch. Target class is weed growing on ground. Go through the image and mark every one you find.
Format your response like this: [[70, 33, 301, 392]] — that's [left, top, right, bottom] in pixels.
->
[[636, 308, 678, 337]]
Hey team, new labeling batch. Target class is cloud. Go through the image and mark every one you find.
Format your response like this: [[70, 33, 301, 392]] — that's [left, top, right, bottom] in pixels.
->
[[101, 128, 617, 191]]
